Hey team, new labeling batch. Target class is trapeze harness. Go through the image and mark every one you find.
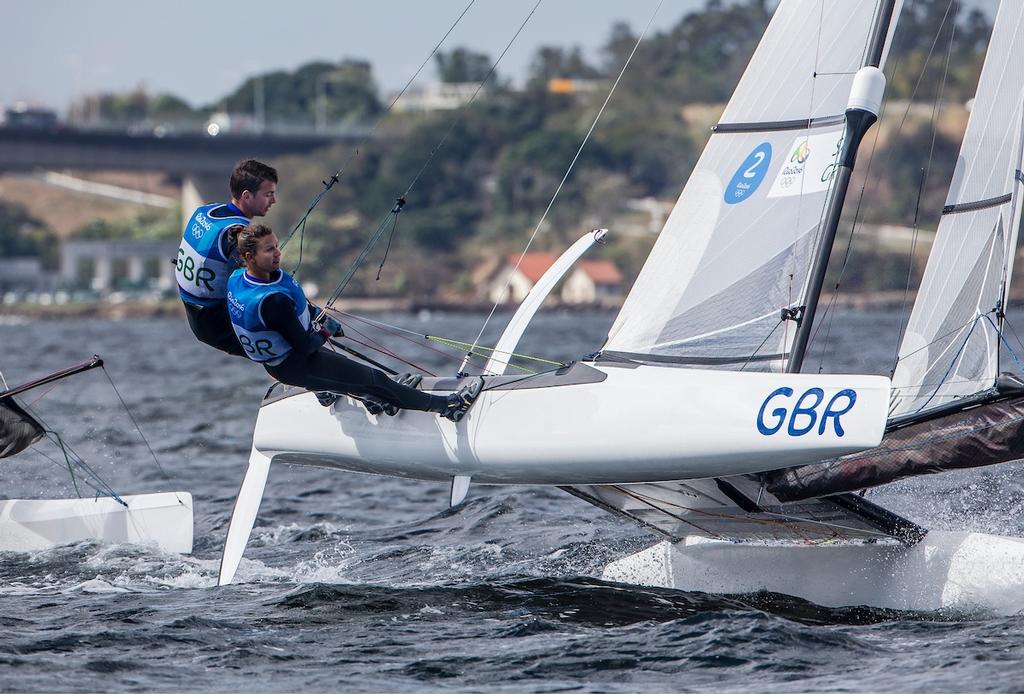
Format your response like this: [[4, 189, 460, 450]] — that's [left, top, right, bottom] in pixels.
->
[[226, 268, 449, 412], [176, 202, 251, 356]]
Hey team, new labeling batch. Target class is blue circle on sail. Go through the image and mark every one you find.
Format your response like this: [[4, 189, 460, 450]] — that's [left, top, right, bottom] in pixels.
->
[[724, 142, 772, 205]]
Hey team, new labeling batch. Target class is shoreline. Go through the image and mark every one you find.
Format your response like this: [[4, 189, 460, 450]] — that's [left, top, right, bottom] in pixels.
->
[[0, 291, 930, 320]]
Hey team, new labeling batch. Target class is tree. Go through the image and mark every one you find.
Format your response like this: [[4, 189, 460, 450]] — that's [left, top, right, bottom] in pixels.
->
[[528, 46, 601, 86], [219, 59, 382, 126], [71, 207, 182, 242], [435, 48, 494, 84], [0, 202, 58, 269], [887, 0, 991, 101], [69, 87, 198, 125]]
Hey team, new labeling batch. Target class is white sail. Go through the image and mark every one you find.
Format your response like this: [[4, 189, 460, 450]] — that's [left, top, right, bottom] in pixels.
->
[[891, 2, 1024, 418], [604, 0, 901, 369]]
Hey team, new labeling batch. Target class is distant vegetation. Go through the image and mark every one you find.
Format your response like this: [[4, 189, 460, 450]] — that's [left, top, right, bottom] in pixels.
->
[[71, 207, 182, 242], [0, 202, 59, 269], [50, 0, 994, 299]]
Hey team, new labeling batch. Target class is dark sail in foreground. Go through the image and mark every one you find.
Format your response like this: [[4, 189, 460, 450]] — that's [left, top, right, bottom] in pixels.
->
[[0, 398, 44, 459], [765, 391, 1024, 502], [0, 356, 103, 459]]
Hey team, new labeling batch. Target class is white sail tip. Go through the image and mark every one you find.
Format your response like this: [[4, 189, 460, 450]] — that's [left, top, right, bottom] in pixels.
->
[[848, 66, 886, 116]]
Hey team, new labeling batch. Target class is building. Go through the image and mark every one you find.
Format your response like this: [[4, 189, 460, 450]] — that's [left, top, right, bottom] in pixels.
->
[[60, 239, 177, 293], [486, 252, 624, 307], [390, 83, 480, 113], [0, 257, 55, 293], [547, 78, 604, 95], [487, 253, 557, 305], [561, 260, 624, 306]]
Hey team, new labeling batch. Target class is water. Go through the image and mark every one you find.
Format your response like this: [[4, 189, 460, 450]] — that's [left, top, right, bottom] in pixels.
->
[[2, 309, 1024, 692]]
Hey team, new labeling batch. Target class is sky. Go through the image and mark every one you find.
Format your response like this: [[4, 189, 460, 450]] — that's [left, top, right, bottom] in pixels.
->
[[1, 0, 712, 114]]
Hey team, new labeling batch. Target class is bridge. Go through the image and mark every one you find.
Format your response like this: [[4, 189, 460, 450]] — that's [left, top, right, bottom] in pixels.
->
[[0, 125, 369, 175], [0, 124, 374, 296]]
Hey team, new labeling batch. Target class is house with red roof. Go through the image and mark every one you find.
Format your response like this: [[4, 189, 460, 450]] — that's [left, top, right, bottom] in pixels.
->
[[486, 252, 623, 307], [486, 253, 558, 305], [561, 260, 624, 306]]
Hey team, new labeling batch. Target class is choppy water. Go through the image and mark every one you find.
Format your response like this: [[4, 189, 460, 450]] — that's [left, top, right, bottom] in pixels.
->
[[2, 309, 1024, 692]]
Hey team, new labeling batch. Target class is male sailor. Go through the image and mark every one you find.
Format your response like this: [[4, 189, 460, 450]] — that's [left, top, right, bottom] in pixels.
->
[[176, 159, 278, 356], [225, 223, 483, 421]]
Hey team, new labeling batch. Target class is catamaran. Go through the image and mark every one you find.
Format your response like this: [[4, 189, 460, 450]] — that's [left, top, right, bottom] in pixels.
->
[[0, 356, 192, 553], [218, 0, 1024, 611]]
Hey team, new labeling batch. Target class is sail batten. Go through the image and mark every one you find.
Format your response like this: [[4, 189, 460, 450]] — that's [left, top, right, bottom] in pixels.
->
[[713, 114, 846, 133], [942, 193, 1013, 215]]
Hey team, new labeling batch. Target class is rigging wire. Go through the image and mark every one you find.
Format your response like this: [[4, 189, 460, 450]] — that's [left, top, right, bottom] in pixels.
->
[[399, 0, 542, 200], [797, 0, 851, 372], [908, 314, 979, 415], [738, 319, 785, 372], [810, 0, 958, 372], [890, 0, 959, 374], [319, 0, 542, 311], [322, 198, 406, 307], [1001, 313, 1024, 359], [281, 0, 478, 259], [465, 0, 667, 369], [100, 366, 186, 507], [426, 336, 563, 374], [22, 402, 127, 505], [986, 313, 1024, 374], [995, 85, 1024, 370], [332, 310, 558, 375], [4, 360, 184, 507], [11, 370, 126, 505]]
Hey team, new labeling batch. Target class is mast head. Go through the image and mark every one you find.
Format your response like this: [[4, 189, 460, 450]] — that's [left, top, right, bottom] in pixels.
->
[[847, 66, 886, 117]]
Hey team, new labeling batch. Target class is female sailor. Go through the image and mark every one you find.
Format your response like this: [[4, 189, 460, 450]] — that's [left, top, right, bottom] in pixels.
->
[[225, 223, 482, 421]]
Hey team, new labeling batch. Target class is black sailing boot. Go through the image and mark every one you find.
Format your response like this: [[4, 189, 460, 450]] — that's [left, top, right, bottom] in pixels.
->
[[395, 372, 423, 389], [363, 396, 399, 416], [315, 391, 339, 407], [440, 376, 484, 423]]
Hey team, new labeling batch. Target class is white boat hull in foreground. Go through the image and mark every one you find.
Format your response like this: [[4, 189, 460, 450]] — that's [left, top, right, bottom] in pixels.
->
[[218, 365, 889, 585], [604, 532, 1024, 614], [0, 492, 193, 554], [253, 364, 891, 485]]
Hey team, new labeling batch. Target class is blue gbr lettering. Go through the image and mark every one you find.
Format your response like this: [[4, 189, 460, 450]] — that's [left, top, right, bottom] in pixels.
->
[[756, 387, 858, 437]]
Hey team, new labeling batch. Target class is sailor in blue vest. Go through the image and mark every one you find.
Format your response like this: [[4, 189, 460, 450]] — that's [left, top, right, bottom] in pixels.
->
[[176, 159, 278, 356], [226, 223, 483, 422]]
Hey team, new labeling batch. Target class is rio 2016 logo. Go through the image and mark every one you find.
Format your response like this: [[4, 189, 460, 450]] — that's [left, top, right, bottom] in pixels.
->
[[756, 387, 857, 437], [790, 141, 811, 164], [724, 142, 772, 205]]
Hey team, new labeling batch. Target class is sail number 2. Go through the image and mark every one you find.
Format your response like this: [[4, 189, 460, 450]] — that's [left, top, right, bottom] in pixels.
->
[[756, 387, 857, 437], [724, 142, 772, 205]]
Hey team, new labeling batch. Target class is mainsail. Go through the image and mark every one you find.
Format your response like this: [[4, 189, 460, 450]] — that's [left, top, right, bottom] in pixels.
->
[[890, 1, 1024, 419], [604, 0, 902, 370]]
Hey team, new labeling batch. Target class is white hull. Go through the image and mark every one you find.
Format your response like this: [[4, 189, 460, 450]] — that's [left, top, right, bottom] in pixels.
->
[[0, 492, 193, 554], [254, 365, 891, 484], [603, 532, 1024, 614]]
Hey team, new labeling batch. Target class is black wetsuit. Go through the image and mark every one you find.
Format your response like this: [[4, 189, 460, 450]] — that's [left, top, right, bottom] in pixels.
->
[[260, 294, 448, 412], [178, 203, 249, 357], [183, 302, 246, 357]]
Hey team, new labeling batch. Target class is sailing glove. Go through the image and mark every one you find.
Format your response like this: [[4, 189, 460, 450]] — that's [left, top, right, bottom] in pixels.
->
[[321, 315, 344, 337]]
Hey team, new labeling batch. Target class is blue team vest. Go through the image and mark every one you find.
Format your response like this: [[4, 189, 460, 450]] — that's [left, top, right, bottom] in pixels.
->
[[226, 269, 311, 364], [176, 203, 250, 305]]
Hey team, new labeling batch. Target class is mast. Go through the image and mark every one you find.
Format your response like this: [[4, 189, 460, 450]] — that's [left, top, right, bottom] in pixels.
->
[[786, 0, 899, 373]]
